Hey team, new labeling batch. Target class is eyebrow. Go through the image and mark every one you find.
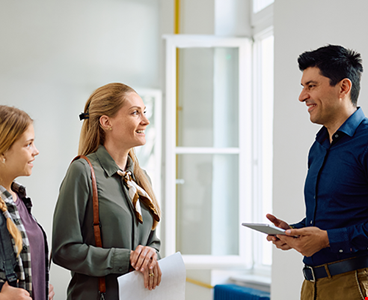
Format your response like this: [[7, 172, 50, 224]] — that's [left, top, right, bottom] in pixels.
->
[[129, 106, 147, 110], [301, 80, 318, 86]]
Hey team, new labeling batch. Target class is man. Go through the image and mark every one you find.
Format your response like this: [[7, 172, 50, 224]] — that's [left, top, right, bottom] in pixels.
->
[[267, 45, 368, 299]]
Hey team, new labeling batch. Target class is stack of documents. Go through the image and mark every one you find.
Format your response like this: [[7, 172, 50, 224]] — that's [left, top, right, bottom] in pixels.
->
[[118, 252, 186, 300]]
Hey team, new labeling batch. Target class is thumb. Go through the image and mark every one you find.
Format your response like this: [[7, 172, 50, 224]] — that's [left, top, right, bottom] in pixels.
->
[[266, 214, 277, 223]]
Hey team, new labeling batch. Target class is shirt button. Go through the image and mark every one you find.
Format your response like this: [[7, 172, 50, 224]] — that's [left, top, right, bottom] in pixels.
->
[[118, 267, 123, 272], [339, 249, 343, 253], [310, 220, 313, 224], [335, 134, 339, 138]]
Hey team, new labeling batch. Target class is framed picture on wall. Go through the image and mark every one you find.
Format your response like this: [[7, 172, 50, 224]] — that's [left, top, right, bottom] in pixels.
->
[[134, 88, 162, 211]]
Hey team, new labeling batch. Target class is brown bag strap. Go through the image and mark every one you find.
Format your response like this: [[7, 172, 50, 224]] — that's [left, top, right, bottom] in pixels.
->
[[73, 155, 106, 297]]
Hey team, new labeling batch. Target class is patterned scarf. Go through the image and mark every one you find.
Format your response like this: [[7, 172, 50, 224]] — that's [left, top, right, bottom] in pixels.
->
[[117, 170, 160, 226]]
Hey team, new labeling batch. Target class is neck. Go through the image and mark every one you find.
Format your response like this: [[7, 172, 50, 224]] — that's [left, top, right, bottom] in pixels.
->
[[326, 105, 357, 143], [103, 142, 130, 170]]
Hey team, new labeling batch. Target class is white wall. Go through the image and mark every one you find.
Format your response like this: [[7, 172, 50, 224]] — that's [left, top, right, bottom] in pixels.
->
[[273, 0, 368, 299], [0, 1, 160, 298]]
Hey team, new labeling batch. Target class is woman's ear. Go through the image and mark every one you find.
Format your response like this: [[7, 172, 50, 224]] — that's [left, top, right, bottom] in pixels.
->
[[99, 115, 112, 131]]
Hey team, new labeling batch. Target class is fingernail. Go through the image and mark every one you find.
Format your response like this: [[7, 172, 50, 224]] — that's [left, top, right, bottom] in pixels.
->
[[141, 268, 144, 272]]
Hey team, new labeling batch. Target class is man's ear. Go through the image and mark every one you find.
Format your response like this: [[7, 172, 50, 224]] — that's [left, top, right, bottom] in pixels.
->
[[339, 78, 352, 99], [99, 115, 112, 131]]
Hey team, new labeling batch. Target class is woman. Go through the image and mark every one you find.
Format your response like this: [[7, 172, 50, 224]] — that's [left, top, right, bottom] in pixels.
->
[[52, 83, 162, 300], [0, 105, 54, 300]]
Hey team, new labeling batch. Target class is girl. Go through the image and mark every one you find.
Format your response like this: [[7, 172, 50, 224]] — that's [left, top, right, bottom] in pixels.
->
[[0, 105, 54, 300]]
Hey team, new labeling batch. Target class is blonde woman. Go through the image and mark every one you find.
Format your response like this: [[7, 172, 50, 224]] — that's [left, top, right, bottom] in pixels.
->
[[52, 83, 161, 300], [0, 106, 54, 300]]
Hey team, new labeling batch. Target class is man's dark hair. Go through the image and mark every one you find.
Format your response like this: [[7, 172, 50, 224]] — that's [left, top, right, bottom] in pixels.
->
[[298, 45, 363, 106]]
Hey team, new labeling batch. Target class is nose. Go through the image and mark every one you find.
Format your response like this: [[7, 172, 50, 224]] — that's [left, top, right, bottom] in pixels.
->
[[141, 113, 150, 125], [33, 144, 40, 157], [299, 88, 308, 102]]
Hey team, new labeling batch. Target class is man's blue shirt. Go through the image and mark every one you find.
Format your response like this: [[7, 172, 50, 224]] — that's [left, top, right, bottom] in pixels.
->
[[292, 107, 368, 266]]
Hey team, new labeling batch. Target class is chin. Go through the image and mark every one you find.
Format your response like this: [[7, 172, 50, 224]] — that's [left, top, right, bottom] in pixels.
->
[[23, 169, 33, 177], [136, 140, 146, 146]]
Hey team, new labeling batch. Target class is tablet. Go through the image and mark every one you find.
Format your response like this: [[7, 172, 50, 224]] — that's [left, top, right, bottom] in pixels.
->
[[242, 223, 286, 235]]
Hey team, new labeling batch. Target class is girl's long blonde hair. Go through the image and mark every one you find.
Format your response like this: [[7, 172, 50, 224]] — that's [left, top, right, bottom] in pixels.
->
[[79, 83, 161, 229], [0, 105, 32, 255]]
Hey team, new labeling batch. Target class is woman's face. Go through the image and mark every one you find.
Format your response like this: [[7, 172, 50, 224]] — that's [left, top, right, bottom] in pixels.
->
[[3, 124, 39, 178], [108, 92, 150, 151]]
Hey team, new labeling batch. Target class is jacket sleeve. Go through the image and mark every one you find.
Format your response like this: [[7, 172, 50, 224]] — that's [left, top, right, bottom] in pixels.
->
[[326, 225, 368, 254], [52, 160, 131, 277]]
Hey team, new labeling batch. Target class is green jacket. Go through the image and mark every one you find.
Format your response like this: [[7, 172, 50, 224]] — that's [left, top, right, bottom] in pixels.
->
[[52, 145, 160, 300]]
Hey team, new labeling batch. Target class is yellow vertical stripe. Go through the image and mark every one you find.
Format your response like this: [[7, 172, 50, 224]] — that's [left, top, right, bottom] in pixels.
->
[[174, 0, 181, 253], [174, 0, 180, 34], [174, 0, 180, 147]]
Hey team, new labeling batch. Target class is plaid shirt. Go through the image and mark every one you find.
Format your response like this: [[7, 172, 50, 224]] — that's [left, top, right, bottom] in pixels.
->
[[0, 183, 49, 297]]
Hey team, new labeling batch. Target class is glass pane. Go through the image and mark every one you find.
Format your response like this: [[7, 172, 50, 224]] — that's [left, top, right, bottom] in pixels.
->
[[177, 47, 239, 148], [253, 0, 274, 13], [260, 35, 274, 266], [135, 93, 158, 186], [176, 154, 239, 255], [135, 93, 155, 169]]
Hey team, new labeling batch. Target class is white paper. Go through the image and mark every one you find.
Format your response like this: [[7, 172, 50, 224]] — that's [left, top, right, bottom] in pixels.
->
[[118, 252, 186, 300]]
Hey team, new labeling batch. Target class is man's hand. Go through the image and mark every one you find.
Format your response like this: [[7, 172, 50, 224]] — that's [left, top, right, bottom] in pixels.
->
[[266, 213, 290, 230], [278, 227, 330, 257], [266, 214, 293, 250]]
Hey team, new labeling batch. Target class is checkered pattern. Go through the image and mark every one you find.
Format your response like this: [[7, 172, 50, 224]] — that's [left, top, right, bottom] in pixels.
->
[[0, 185, 32, 294]]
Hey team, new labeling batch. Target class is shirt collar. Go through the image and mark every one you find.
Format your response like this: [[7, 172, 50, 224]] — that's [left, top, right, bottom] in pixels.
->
[[316, 107, 366, 143], [0, 185, 14, 205], [95, 145, 135, 178]]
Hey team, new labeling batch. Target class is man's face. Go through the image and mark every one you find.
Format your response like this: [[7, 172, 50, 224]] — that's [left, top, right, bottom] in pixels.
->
[[299, 67, 342, 126]]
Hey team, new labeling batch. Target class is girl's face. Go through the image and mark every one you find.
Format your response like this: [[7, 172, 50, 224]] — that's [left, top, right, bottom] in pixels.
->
[[3, 124, 39, 179]]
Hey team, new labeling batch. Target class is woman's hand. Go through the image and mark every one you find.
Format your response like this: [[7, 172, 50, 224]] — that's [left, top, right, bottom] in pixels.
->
[[146, 261, 162, 291], [48, 283, 55, 300], [130, 245, 162, 290], [0, 282, 31, 300]]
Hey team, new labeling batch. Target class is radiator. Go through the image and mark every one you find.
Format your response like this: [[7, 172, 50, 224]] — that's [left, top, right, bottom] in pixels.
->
[[214, 284, 270, 300]]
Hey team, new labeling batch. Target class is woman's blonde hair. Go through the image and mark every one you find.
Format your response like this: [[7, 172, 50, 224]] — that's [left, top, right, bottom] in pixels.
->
[[0, 105, 32, 255], [79, 83, 161, 229]]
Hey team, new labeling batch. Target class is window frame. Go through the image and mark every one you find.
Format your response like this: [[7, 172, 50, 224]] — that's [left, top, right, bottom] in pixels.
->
[[252, 26, 274, 271], [163, 34, 253, 269]]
